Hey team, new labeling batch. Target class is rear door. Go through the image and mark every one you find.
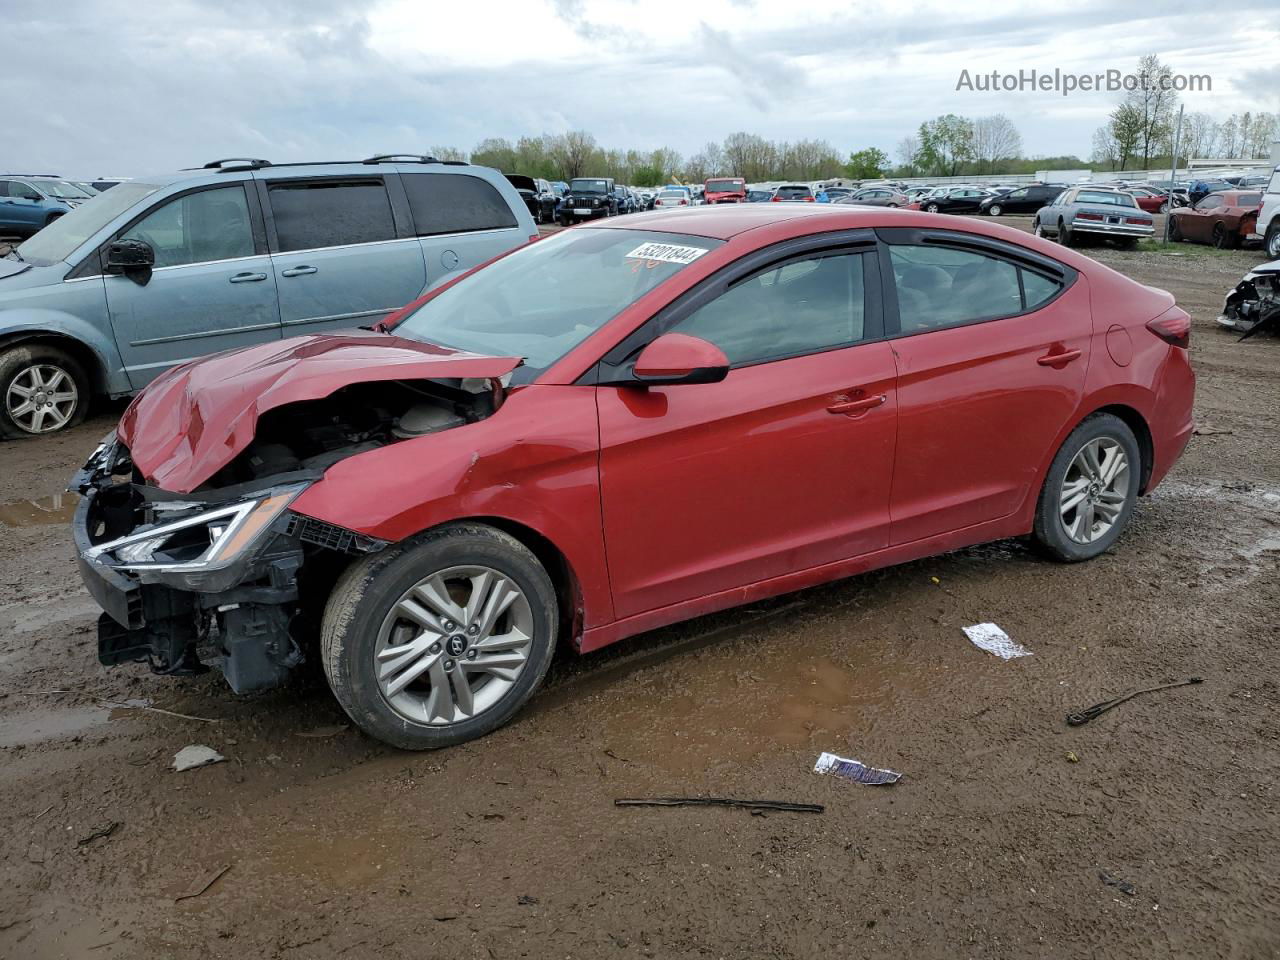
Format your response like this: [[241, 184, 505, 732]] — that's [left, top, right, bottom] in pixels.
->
[[597, 241, 897, 618], [0, 180, 45, 232], [262, 175, 427, 334], [104, 183, 282, 388], [881, 229, 1088, 544], [399, 171, 531, 290]]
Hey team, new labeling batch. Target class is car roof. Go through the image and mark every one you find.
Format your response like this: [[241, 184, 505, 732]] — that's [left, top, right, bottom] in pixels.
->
[[587, 203, 973, 240]]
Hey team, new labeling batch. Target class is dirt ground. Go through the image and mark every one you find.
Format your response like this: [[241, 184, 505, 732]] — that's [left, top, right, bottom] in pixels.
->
[[1, 217, 1278, 959]]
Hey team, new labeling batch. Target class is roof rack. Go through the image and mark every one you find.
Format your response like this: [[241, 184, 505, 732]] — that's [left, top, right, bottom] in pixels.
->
[[202, 158, 272, 171], [1, 173, 62, 178], [363, 153, 439, 165], [183, 155, 475, 175]]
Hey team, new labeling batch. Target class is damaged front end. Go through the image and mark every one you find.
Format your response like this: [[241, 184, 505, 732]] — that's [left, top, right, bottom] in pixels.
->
[[71, 336, 520, 694], [1217, 259, 1280, 340]]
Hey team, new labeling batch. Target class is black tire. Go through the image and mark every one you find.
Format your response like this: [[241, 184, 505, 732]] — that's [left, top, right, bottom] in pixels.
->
[[1267, 222, 1280, 259], [1211, 223, 1237, 250], [988, 203, 1003, 217], [0, 342, 91, 439], [321, 523, 558, 750], [1032, 413, 1141, 563], [44, 212, 63, 227], [1059, 220, 1072, 246], [1169, 217, 1182, 242], [925, 203, 940, 213]]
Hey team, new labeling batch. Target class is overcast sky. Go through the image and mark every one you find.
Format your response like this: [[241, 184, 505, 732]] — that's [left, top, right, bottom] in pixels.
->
[[4, 0, 1278, 177]]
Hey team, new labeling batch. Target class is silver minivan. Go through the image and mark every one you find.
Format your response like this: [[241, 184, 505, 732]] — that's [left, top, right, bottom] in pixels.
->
[[0, 155, 536, 437]]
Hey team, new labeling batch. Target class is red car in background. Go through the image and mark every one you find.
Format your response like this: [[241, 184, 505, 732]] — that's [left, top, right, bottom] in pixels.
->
[[1168, 191, 1263, 249], [1129, 187, 1178, 214], [73, 205, 1195, 750], [704, 177, 747, 203]]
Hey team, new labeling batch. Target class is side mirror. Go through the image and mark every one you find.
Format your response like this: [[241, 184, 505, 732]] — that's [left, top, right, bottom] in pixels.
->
[[106, 238, 154, 285], [630, 333, 729, 386]]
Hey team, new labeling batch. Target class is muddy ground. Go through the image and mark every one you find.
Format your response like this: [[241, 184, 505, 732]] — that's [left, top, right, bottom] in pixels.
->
[[1, 219, 1278, 959]]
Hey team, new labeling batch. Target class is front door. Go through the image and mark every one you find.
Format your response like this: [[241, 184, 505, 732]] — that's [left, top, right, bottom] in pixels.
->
[[104, 184, 282, 389], [884, 235, 1090, 544], [263, 177, 427, 334], [597, 247, 898, 619]]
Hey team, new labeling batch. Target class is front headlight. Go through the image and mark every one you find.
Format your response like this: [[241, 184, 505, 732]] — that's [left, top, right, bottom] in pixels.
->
[[84, 484, 306, 573]]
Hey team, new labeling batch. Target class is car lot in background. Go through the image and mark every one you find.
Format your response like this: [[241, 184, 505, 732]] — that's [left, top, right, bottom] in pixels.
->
[[654, 186, 692, 208], [915, 186, 994, 214], [1168, 191, 1263, 249], [978, 183, 1064, 217], [839, 186, 909, 208], [0, 156, 535, 436], [0, 176, 94, 236], [772, 184, 815, 202], [704, 177, 747, 204], [505, 174, 558, 224], [559, 177, 618, 223], [1033, 186, 1153, 248]]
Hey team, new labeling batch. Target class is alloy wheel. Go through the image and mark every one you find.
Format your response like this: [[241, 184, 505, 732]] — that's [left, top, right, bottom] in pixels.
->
[[5, 363, 78, 434], [1059, 437, 1129, 544], [374, 565, 534, 726]]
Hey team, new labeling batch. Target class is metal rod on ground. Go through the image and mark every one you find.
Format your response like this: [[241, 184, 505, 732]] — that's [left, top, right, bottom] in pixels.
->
[[1164, 104, 1184, 243]]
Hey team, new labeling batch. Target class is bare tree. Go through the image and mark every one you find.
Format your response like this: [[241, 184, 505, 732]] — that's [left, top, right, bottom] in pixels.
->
[[549, 130, 599, 180], [1090, 126, 1120, 168], [972, 115, 1023, 173], [1179, 112, 1217, 160]]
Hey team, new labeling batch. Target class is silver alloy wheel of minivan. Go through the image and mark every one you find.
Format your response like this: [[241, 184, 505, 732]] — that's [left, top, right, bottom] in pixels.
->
[[374, 565, 534, 726], [5, 363, 79, 434]]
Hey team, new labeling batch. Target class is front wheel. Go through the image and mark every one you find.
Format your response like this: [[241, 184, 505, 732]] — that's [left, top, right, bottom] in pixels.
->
[[987, 204, 1002, 217], [1169, 217, 1183, 242], [1212, 223, 1237, 249], [1032, 219, 1046, 238], [321, 523, 558, 750], [1032, 413, 1141, 562], [1267, 223, 1280, 259], [0, 343, 90, 439], [925, 203, 940, 213]]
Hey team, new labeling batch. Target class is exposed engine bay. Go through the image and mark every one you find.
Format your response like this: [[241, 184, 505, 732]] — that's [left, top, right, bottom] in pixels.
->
[[71, 376, 498, 695], [1217, 260, 1280, 341]]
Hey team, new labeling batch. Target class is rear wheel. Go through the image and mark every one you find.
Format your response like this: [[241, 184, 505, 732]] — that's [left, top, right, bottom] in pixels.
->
[[321, 523, 558, 750], [1059, 219, 1072, 246], [0, 343, 90, 439], [987, 203, 1003, 217], [1212, 222, 1237, 249], [1033, 413, 1141, 562], [1169, 217, 1183, 242], [925, 202, 940, 213]]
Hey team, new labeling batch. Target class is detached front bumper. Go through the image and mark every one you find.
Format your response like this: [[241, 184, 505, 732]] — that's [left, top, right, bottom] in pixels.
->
[[70, 437, 381, 691]]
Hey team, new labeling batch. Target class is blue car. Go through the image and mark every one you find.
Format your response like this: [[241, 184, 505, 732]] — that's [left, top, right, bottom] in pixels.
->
[[0, 176, 95, 237], [0, 155, 535, 437]]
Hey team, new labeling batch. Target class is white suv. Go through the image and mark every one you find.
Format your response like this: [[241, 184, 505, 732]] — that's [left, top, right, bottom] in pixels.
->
[[1260, 165, 1280, 259]]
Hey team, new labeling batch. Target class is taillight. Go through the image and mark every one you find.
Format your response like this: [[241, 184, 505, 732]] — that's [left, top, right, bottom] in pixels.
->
[[1123, 217, 1147, 225], [771, 197, 781, 202], [804, 196, 814, 201], [1147, 309, 1191, 348], [1077, 212, 1104, 221], [679, 199, 687, 205], [528, 234, 540, 242]]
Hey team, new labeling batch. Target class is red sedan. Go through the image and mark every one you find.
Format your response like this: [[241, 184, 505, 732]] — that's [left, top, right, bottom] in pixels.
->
[[73, 206, 1195, 749]]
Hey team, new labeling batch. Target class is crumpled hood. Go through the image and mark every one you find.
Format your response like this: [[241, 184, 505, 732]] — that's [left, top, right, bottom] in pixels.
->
[[118, 333, 521, 493]]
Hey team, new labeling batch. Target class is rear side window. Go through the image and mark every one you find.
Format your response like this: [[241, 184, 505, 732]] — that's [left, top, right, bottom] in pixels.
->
[[890, 245, 1062, 333], [268, 179, 395, 252], [402, 173, 518, 236], [672, 251, 869, 366]]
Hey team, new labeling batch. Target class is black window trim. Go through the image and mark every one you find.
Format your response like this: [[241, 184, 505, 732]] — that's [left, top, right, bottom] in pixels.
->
[[581, 228, 883, 386], [256, 173, 409, 254], [875, 227, 1077, 340]]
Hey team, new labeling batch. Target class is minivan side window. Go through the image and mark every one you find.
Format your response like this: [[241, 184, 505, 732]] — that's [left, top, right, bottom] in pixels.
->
[[670, 251, 869, 366], [267, 179, 396, 252], [401, 173, 519, 236], [891, 244, 1062, 333], [121, 186, 255, 269]]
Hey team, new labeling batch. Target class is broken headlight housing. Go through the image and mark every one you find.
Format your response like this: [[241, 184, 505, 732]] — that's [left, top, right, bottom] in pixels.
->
[[84, 484, 307, 577]]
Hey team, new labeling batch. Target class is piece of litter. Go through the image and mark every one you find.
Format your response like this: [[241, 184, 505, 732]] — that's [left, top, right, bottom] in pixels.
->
[[963, 623, 1032, 659], [175, 864, 231, 902], [1100, 871, 1136, 896], [172, 745, 225, 772], [1066, 677, 1204, 726], [615, 797, 823, 814], [814, 752, 901, 785], [1065, 751, 1080, 763], [77, 822, 120, 846], [296, 725, 348, 739]]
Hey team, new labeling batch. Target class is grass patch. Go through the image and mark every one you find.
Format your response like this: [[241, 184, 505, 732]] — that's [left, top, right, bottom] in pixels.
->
[[1136, 239, 1243, 257]]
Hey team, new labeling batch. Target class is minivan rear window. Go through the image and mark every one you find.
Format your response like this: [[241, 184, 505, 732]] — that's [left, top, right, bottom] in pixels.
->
[[267, 179, 396, 252], [401, 173, 519, 236]]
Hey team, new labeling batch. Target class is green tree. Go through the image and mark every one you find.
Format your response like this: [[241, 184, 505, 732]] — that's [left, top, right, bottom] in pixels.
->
[[845, 147, 888, 179], [916, 115, 975, 177]]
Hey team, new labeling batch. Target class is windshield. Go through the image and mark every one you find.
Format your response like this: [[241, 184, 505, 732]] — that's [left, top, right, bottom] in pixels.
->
[[394, 229, 723, 382], [706, 180, 744, 193], [28, 180, 92, 199], [18, 181, 161, 264], [1076, 191, 1135, 207], [570, 179, 609, 194]]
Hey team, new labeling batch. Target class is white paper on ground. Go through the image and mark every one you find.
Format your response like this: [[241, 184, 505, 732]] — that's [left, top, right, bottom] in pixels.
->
[[963, 622, 1032, 659], [173, 745, 225, 772], [813, 751, 902, 785]]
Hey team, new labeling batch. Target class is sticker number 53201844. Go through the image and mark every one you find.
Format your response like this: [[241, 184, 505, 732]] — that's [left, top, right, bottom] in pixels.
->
[[625, 242, 709, 266]]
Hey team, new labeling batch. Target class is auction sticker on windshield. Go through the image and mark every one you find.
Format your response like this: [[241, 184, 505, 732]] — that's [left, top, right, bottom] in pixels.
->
[[625, 242, 710, 266]]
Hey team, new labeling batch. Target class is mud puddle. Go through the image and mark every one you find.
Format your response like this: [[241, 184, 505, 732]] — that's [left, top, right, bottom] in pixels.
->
[[0, 698, 149, 748], [0, 492, 79, 527]]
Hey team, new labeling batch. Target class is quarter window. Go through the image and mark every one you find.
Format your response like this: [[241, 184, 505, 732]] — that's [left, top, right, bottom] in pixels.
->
[[890, 244, 1062, 332], [401, 173, 518, 236], [670, 251, 869, 366], [268, 179, 396, 252], [120, 186, 255, 268]]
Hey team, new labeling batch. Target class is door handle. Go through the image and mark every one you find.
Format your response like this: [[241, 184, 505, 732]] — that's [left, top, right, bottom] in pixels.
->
[[827, 393, 887, 416], [1037, 348, 1082, 366], [229, 271, 268, 283], [280, 265, 317, 277]]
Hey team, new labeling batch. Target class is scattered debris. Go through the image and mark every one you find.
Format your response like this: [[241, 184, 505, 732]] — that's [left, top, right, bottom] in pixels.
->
[[963, 623, 1032, 659], [77, 822, 120, 846], [615, 797, 823, 814], [27, 843, 47, 864], [1066, 678, 1204, 726], [296, 724, 348, 739], [103, 701, 219, 723], [33, 804, 54, 821], [172, 745, 225, 771], [1066, 751, 1080, 763], [1100, 871, 1137, 896], [517, 895, 539, 905], [814, 752, 902, 785], [1217, 259, 1280, 340], [174, 864, 232, 902], [1193, 426, 1233, 437], [602, 749, 630, 763]]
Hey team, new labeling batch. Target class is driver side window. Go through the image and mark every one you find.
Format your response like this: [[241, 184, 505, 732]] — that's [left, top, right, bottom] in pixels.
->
[[121, 186, 255, 269]]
